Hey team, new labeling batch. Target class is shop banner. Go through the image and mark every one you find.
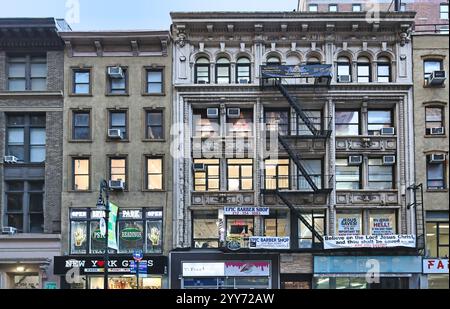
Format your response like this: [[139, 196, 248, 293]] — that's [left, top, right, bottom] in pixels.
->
[[224, 261, 270, 277], [261, 64, 332, 79], [108, 202, 119, 250], [423, 259, 449, 274], [323, 234, 416, 249], [249, 237, 290, 249], [336, 216, 361, 235], [223, 207, 269, 216], [182, 263, 225, 277]]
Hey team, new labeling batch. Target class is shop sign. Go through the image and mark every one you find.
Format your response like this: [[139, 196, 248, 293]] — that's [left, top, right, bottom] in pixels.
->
[[182, 263, 225, 277], [70, 210, 88, 219], [120, 227, 143, 241], [119, 209, 142, 219], [223, 207, 269, 216], [226, 237, 242, 251], [224, 261, 270, 277], [54, 255, 167, 275], [249, 237, 290, 249], [323, 234, 416, 249], [423, 259, 449, 274], [146, 210, 163, 218]]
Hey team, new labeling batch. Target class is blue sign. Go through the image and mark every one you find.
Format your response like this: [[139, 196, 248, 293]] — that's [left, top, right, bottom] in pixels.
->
[[130, 261, 147, 274], [314, 256, 422, 274], [133, 250, 143, 261], [261, 64, 332, 79]]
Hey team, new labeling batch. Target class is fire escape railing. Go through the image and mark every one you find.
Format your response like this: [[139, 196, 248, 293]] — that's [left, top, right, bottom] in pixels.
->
[[407, 183, 426, 251]]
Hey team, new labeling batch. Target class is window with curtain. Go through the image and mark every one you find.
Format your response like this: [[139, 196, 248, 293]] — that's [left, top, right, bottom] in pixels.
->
[[335, 110, 360, 136], [146, 157, 163, 190], [146, 110, 163, 139]]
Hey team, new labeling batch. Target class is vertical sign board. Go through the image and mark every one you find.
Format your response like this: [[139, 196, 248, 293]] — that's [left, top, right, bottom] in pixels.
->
[[108, 202, 119, 250]]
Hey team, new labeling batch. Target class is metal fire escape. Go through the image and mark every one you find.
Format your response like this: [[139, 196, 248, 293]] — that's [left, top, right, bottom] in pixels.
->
[[260, 64, 333, 244], [407, 183, 425, 251]]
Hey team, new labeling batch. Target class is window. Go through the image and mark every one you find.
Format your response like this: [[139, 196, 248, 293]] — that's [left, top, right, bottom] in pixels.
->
[[8, 55, 47, 91], [352, 4, 362, 12], [236, 57, 251, 84], [400, 3, 406, 12], [298, 211, 325, 248], [424, 59, 443, 81], [369, 210, 397, 235], [377, 57, 391, 82], [335, 110, 359, 136], [337, 56, 351, 82], [368, 158, 394, 189], [108, 110, 127, 139], [5, 181, 44, 233], [357, 57, 371, 82], [107, 67, 127, 94], [72, 69, 91, 94], [297, 110, 322, 135], [110, 157, 127, 185], [264, 210, 289, 237], [427, 155, 446, 190], [195, 57, 210, 84], [72, 111, 90, 140], [426, 222, 449, 258], [425, 107, 445, 135], [146, 157, 163, 190], [193, 108, 220, 138], [193, 159, 220, 191], [227, 217, 254, 242], [329, 4, 338, 12], [264, 109, 289, 135], [69, 208, 163, 254], [227, 159, 253, 191], [308, 4, 318, 12], [335, 211, 362, 235], [146, 69, 163, 94], [226, 108, 253, 137], [440, 3, 449, 19], [73, 158, 90, 191], [266, 56, 281, 64], [192, 211, 219, 248], [298, 159, 322, 190], [6, 114, 46, 163], [264, 159, 290, 190], [216, 57, 230, 84], [146, 110, 164, 139], [368, 110, 393, 135], [336, 158, 361, 190]]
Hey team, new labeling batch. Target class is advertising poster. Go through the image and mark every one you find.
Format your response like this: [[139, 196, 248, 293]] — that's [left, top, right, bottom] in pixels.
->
[[370, 213, 395, 235], [108, 202, 119, 250], [336, 214, 361, 235], [224, 261, 270, 277], [324, 234, 416, 249]]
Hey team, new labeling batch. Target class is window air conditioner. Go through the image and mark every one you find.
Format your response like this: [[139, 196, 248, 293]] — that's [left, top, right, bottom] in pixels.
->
[[3, 155, 18, 163], [430, 127, 444, 135], [429, 154, 446, 163], [2, 226, 17, 235], [193, 163, 206, 171], [107, 66, 124, 79], [338, 75, 351, 83], [239, 78, 250, 84], [207, 108, 219, 119], [348, 155, 363, 165], [427, 70, 446, 86], [227, 108, 241, 118], [380, 127, 395, 135], [108, 129, 123, 139], [108, 180, 125, 190], [383, 155, 396, 165]]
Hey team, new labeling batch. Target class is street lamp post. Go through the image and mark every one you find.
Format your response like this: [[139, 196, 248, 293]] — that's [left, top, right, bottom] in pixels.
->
[[97, 179, 110, 290]]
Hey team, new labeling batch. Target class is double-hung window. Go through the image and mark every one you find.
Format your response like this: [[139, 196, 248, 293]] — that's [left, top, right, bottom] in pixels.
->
[[368, 158, 394, 190], [146, 69, 163, 94], [72, 111, 91, 140], [335, 110, 360, 136], [336, 158, 361, 189], [216, 58, 230, 84], [425, 107, 445, 135], [264, 159, 290, 190], [146, 157, 163, 190], [72, 69, 91, 94], [146, 110, 164, 140], [227, 159, 253, 191], [8, 55, 47, 91], [368, 110, 393, 135], [73, 158, 90, 191], [236, 57, 251, 84], [427, 155, 446, 190]]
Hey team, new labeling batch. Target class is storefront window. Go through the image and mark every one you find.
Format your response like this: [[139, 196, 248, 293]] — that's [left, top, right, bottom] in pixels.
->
[[263, 210, 289, 237], [369, 210, 397, 235], [426, 222, 449, 258], [298, 211, 325, 248], [192, 211, 219, 248], [118, 221, 144, 254], [71, 221, 88, 254], [13, 274, 40, 289], [335, 211, 362, 235], [87, 276, 161, 289], [226, 217, 254, 240]]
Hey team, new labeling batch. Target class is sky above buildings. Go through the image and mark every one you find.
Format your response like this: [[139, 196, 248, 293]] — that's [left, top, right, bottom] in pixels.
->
[[0, 0, 300, 30]]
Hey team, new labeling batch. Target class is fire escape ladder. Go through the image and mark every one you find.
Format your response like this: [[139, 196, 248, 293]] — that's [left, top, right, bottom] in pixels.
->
[[278, 134, 319, 192], [275, 81, 319, 136], [275, 190, 323, 243], [407, 183, 425, 250]]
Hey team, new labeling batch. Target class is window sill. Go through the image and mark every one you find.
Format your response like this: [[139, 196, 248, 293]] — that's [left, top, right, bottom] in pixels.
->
[[142, 93, 166, 96], [423, 84, 446, 89], [426, 188, 448, 192], [142, 189, 166, 192], [424, 134, 447, 138], [68, 139, 93, 143], [67, 190, 93, 193], [105, 93, 130, 97], [106, 139, 130, 143], [142, 139, 166, 142], [69, 93, 93, 97], [2, 162, 45, 167]]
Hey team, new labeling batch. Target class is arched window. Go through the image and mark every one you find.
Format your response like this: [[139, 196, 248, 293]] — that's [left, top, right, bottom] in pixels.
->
[[195, 57, 210, 84], [286, 55, 301, 65], [267, 56, 281, 64], [377, 56, 391, 82], [307, 56, 321, 64], [236, 57, 251, 84], [216, 57, 230, 84], [337, 56, 352, 83], [357, 56, 371, 83]]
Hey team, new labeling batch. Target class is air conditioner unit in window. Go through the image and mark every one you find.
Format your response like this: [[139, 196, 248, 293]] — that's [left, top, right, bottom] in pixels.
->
[[227, 108, 241, 118], [383, 155, 396, 165], [429, 154, 446, 163], [239, 78, 250, 84], [207, 108, 219, 119], [3, 155, 18, 163], [193, 163, 206, 171], [107, 66, 124, 79], [348, 155, 363, 165], [338, 75, 352, 83], [108, 129, 123, 139], [427, 70, 446, 86], [430, 127, 445, 135], [2, 226, 17, 235], [108, 180, 125, 190], [380, 127, 395, 135]]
